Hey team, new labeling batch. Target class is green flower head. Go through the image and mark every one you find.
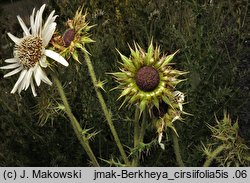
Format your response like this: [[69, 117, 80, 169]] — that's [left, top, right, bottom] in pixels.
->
[[51, 7, 95, 63], [112, 41, 187, 115]]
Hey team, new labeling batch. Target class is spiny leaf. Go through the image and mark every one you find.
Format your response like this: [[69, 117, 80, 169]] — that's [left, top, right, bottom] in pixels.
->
[[95, 79, 107, 92], [116, 49, 136, 72], [145, 40, 154, 65], [161, 50, 179, 67], [72, 50, 81, 63], [117, 87, 131, 100], [139, 99, 148, 116], [81, 36, 95, 44]]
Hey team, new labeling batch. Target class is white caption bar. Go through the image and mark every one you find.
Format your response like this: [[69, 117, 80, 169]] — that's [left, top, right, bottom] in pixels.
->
[[0, 167, 249, 183]]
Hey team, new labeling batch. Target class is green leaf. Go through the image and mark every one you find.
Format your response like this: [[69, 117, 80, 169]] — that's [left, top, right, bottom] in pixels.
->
[[81, 36, 95, 44], [72, 50, 80, 63], [153, 96, 159, 110], [139, 99, 148, 115], [162, 95, 174, 109], [117, 87, 131, 100], [116, 49, 136, 72], [145, 40, 153, 65]]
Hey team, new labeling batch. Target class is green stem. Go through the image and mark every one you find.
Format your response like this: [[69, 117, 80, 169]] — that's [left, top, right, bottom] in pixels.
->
[[83, 51, 130, 166], [132, 109, 147, 166], [172, 130, 185, 167], [134, 107, 140, 146], [203, 145, 225, 167], [139, 111, 147, 143], [53, 74, 99, 167], [132, 107, 140, 166]]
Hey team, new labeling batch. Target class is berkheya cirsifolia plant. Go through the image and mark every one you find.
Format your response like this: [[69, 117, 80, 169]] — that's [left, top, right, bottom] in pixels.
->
[[1, 4, 194, 167], [1, 4, 99, 167], [111, 42, 189, 166], [203, 112, 250, 167]]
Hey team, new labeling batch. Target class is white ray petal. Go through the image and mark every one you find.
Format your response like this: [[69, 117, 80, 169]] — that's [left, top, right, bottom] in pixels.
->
[[42, 10, 57, 34], [7, 33, 21, 45], [24, 69, 33, 90], [39, 55, 48, 68], [35, 4, 46, 36], [39, 4, 46, 20], [43, 10, 55, 28], [34, 10, 40, 35], [17, 16, 30, 36], [5, 58, 18, 63], [30, 8, 36, 34], [42, 22, 56, 46], [10, 69, 27, 94], [30, 78, 37, 96], [18, 77, 26, 93], [34, 5, 45, 36], [34, 65, 52, 86], [0, 63, 20, 69], [41, 72, 52, 85], [44, 50, 69, 66], [18, 69, 32, 92], [4, 66, 23, 77], [34, 65, 42, 86]]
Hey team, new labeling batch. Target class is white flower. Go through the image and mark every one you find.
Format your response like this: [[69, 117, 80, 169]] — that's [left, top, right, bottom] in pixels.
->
[[173, 91, 185, 111], [158, 121, 165, 150], [1, 4, 68, 96]]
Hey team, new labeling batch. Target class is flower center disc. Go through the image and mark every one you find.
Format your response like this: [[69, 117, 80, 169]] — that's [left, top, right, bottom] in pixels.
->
[[63, 29, 75, 47], [17, 36, 43, 68], [135, 66, 160, 92]]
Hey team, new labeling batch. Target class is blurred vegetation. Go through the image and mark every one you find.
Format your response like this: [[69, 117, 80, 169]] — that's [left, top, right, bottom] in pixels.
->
[[203, 112, 250, 167], [0, 0, 249, 166]]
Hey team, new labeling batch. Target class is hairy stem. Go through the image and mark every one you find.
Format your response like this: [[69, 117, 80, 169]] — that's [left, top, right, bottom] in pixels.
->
[[132, 109, 147, 166], [53, 74, 99, 167], [139, 111, 147, 143], [132, 107, 140, 166], [83, 51, 130, 166], [172, 130, 185, 167], [203, 145, 225, 167]]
